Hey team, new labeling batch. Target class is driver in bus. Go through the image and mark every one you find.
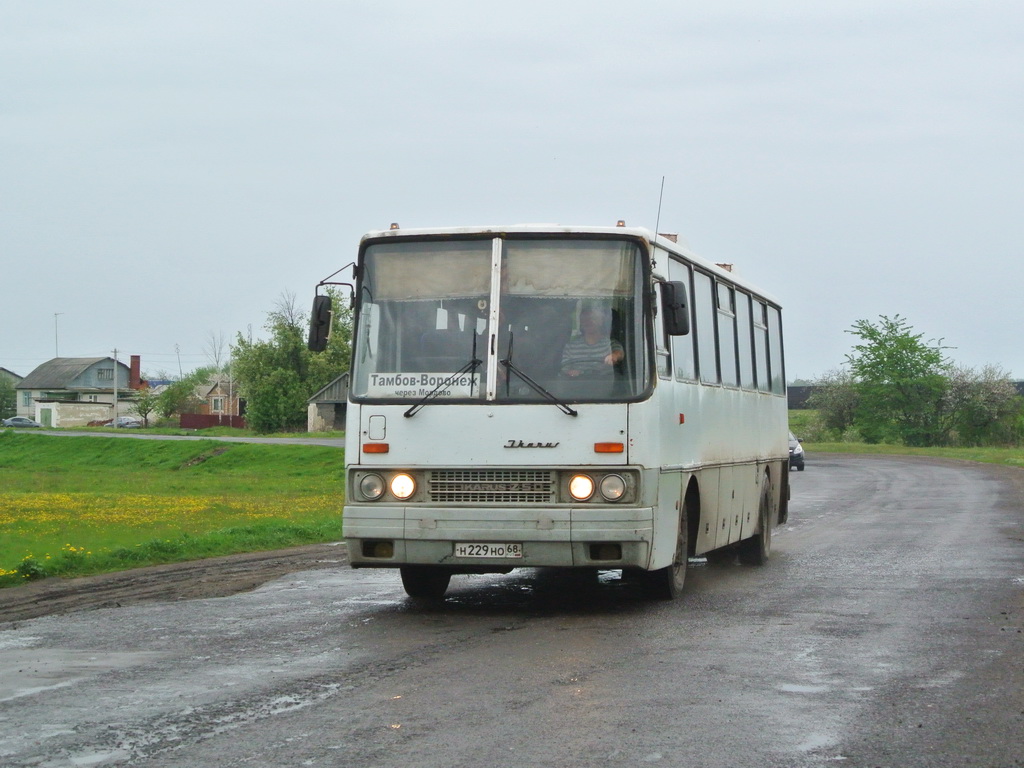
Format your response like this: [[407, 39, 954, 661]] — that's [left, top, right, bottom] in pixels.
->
[[493, 262, 572, 385], [560, 303, 624, 378]]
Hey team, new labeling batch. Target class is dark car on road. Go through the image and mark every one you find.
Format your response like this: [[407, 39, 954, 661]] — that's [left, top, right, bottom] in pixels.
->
[[789, 431, 805, 471], [2, 416, 43, 428]]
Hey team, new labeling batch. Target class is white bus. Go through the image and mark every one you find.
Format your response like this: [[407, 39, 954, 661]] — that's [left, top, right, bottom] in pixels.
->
[[309, 223, 789, 599]]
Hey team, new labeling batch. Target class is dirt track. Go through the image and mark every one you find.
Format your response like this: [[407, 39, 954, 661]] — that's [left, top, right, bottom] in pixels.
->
[[0, 542, 348, 625]]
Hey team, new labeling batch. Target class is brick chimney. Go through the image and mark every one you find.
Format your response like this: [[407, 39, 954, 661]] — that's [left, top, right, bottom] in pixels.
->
[[129, 355, 143, 390]]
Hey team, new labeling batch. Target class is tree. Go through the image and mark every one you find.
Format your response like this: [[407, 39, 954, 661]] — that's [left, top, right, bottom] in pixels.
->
[[0, 376, 16, 420], [807, 367, 859, 437], [944, 364, 1023, 446], [240, 368, 307, 434], [232, 290, 352, 434], [156, 367, 214, 420], [204, 330, 228, 370], [232, 294, 309, 433], [845, 314, 951, 446], [129, 385, 161, 427]]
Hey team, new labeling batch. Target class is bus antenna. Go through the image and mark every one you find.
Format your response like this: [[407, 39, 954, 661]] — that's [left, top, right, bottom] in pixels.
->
[[652, 175, 666, 264]]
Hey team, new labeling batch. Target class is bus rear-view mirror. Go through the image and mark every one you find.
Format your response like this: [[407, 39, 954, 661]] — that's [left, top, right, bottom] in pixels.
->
[[308, 294, 333, 352], [660, 281, 690, 336]]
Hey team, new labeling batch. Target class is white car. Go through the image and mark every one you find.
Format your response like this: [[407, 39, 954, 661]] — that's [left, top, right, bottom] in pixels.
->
[[788, 431, 805, 471]]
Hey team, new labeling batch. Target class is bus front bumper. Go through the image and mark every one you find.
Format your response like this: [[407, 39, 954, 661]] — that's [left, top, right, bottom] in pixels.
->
[[343, 505, 655, 570]]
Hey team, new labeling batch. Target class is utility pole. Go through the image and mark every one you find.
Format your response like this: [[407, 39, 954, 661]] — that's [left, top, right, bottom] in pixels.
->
[[228, 355, 234, 426], [112, 348, 119, 425]]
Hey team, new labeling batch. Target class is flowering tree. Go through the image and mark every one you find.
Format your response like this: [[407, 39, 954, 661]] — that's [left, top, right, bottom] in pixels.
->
[[944, 365, 1023, 446]]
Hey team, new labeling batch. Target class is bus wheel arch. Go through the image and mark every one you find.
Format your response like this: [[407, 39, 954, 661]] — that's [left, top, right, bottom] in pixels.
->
[[643, 479, 697, 599], [778, 462, 790, 525]]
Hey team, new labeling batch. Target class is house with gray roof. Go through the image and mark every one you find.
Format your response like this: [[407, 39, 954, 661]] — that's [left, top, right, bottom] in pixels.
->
[[307, 373, 348, 432], [16, 356, 144, 427]]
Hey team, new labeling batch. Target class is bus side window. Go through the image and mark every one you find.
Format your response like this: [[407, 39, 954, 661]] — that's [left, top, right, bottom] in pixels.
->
[[753, 300, 770, 392], [693, 271, 719, 384], [716, 282, 738, 387], [668, 261, 696, 380], [735, 291, 755, 389], [768, 305, 785, 394], [654, 286, 671, 379]]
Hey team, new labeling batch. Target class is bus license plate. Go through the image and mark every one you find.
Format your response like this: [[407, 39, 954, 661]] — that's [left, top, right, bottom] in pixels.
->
[[453, 542, 523, 559]]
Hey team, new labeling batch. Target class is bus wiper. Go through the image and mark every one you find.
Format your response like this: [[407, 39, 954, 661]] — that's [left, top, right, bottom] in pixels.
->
[[403, 358, 481, 417], [501, 357, 578, 417], [404, 331, 482, 418], [501, 329, 581, 417]]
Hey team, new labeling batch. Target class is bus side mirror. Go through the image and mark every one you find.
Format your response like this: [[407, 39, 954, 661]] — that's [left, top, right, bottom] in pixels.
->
[[659, 281, 690, 336], [308, 294, 333, 352]]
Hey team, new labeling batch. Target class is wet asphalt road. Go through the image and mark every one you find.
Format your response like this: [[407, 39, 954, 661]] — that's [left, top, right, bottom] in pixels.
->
[[1, 454, 1022, 768]]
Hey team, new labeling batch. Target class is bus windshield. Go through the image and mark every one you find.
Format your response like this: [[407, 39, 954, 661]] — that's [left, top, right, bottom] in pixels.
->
[[351, 236, 649, 404]]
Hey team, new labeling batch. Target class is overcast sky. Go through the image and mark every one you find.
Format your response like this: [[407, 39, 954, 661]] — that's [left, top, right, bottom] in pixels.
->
[[2, 1, 1021, 381]]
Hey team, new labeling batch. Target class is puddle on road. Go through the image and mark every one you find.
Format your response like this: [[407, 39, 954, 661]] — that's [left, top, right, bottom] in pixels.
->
[[778, 683, 831, 694], [0, 649, 162, 703], [796, 732, 836, 752]]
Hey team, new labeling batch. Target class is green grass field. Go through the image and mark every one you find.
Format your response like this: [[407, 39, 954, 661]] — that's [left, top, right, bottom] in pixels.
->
[[80, 424, 347, 440], [799, 441, 1024, 467], [789, 409, 1024, 468], [0, 431, 345, 586]]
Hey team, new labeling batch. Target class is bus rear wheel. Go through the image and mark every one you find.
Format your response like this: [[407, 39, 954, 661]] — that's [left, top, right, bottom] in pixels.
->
[[400, 566, 452, 600], [738, 479, 773, 566], [643, 500, 688, 599]]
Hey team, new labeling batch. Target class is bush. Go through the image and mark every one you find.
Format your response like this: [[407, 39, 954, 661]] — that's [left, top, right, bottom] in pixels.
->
[[16, 556, 47, 581]]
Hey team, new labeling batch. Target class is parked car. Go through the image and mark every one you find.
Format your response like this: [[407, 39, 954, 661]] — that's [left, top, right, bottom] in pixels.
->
[[113, 416, 142, 428], [2, 416, 43, 428], [789, 431, 805, 471]]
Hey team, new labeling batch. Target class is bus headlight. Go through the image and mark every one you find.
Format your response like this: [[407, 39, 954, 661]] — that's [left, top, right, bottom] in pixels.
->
[[599, 474, 627, 501], [358, 473, 386, 501], [569, 474, 595, 501], [390, 473, 417, 500]]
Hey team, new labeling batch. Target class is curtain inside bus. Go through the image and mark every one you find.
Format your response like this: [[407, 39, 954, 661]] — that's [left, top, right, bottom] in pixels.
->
[[352, 237, 649, 403]]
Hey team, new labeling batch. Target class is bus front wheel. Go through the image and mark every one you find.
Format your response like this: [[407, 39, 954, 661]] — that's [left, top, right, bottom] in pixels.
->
[[400, 566, 452, 600], [643, 500, 689, 600], [738, 479, 773, 566]]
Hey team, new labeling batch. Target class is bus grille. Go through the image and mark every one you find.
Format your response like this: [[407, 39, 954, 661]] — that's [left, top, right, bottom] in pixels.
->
[[429, 469, 556, 504]]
